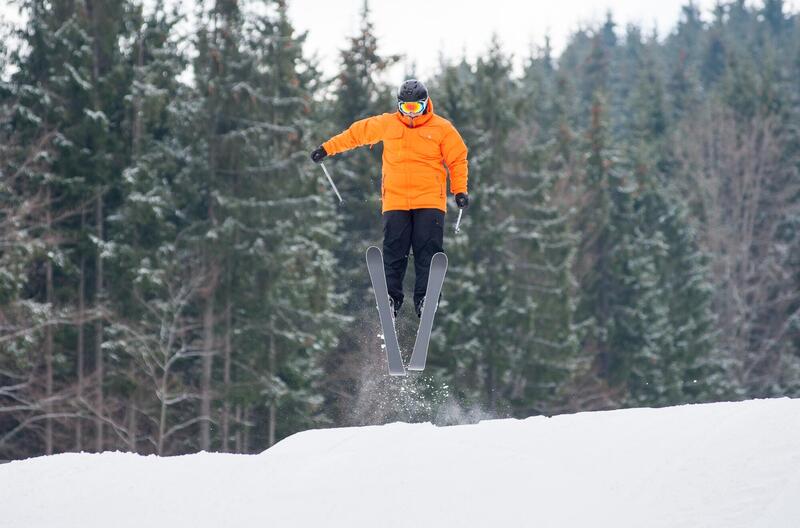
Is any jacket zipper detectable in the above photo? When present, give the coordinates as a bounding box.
[404,128,410,208]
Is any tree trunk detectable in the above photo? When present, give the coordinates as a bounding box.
[157,360,169,455]
[127,366,138,452]
[200,290,215,451]
[94,190,104,452]
[222,301,231,452]
[243,406,250,453]
[234,405,242,453]
[268,327,276,447]
[132,29,144,157]
[201,32,218,450]
[76,210,86,451]
[44,197,54,455]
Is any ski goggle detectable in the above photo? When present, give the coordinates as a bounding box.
[398,99,427,115]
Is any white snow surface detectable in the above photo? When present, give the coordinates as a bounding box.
[2,398,800,527]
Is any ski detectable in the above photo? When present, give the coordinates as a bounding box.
[407,252,448,371]
[365,246,406,376]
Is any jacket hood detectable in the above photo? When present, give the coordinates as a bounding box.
[396,98,435,128]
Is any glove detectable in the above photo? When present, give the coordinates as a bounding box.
[310,145,327,163]
[455,192,469,209]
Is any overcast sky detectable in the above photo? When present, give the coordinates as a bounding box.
[287,0,737,80]
[3,0,798,82]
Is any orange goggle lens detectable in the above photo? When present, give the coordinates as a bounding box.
[399,100,426,114]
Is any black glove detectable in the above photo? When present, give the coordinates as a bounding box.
[310,145,327,163]
[455,192,469,209]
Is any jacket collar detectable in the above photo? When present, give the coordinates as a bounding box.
[395,98,435,128]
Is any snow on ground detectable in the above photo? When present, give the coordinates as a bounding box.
[1,398,799,527]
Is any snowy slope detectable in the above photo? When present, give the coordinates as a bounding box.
[2,398,799,528]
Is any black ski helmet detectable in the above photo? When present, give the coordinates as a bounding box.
[397,79,428,102]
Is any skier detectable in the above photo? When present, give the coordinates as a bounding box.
[310,79,469,319]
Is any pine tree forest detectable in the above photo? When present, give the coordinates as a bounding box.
[1,0,799,460]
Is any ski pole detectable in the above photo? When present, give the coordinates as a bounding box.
[319,161,343,203]
[454,208,463,234]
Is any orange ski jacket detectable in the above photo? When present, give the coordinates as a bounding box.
[322,100,468,213]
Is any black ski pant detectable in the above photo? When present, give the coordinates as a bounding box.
[382,208,445,310]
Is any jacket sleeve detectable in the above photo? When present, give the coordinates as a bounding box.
[442,124,468,195]
[322,114,388,155]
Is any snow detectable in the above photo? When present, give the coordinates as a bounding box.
[2,398,799,527]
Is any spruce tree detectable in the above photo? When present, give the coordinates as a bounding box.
[240,0,341,445]
[502,49,583,415]
[0,0,137,456]
[320,0,399,425]
[171,0,341,450]
[433,41,525,415]
[103,1,195,454]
